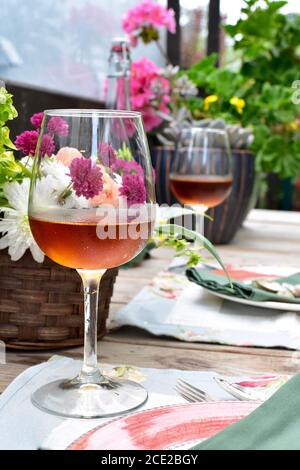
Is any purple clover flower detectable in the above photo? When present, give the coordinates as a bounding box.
[98,143,117,167]
[39,134,55,157]
[47,116,69,136]
[112,159,144,176]
[119,173,146,206]
[69,158,103,199]
[15,130,39,156]
[30,112,44,130]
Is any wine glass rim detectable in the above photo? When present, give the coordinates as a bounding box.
[43,109,142,118]
[182,127,228,135]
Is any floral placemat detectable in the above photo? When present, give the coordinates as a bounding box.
[109,265,300,349]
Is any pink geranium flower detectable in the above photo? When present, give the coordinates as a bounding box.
[69,158,103,199]
[130,57,170,132]
[122,0,176,47]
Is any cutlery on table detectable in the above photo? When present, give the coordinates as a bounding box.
[175,379,216,403]
[214,375,288,402]
[175,377,266,403]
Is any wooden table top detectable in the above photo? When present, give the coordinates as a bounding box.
[1,209,300,393]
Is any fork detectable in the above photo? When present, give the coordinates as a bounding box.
[174,379,216,403]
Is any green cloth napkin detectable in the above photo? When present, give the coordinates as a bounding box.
[192,372,300,450]
[186,268,300,304]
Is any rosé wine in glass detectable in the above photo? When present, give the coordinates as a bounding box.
[28,109,156,419]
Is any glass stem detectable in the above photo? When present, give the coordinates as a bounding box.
[192,205,207,250]
[195,212,204,237]
[77,269,106,383]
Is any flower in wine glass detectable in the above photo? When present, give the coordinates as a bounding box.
[112,159,144,176]
[98,143,117,167]
[119,173,146,206]
[56,147,83,167]
[47,116,69,136]
[69,157,103,199]
[30,112,44,130]
[39,134,55,157]
[89,169,119,208]
[122,0,176,47]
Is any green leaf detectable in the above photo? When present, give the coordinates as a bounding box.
[0,152,27,186]
[155,224,231,283]
[116,143,133,161]
[184,54,218,88]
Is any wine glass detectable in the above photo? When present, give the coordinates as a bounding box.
[169,127,233,235]
[28,109,156,418]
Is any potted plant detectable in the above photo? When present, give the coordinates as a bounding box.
[122,0,300,242]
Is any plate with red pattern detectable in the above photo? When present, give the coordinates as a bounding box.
[69,401,259,450]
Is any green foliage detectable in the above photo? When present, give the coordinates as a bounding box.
[117,143,134,161]
[0,87,18,155]
[0,87,27,206]
[156,224,230,280]
[183,0,300,178]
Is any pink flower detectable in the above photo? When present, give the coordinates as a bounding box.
[30,112,44,130]
[89,168,119,207]
[15,130,39,156]
[98,143,117,167]
[130,58,170,132]
[112,118,136,140]
[15,130,55,157]
[39,134,55,157]
[122,0,176,47]
[69,158,103,199]
[119,173,146,206]
[47,116,69,136]
[112,159,144,176]
[56,147,83,167]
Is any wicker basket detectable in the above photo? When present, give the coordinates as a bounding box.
[0,251,118,350]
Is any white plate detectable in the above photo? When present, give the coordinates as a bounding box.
[203,289,300,312]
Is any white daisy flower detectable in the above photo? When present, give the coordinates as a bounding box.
[0,179,44,262]
[40,158,89,209]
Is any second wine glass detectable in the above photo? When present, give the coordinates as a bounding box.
[169,127,233,235]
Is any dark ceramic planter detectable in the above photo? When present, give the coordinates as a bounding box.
[151,146,256,244]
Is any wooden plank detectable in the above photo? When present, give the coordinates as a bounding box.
[2,338,298,395]
[99,341,299,376]
[105,327,296,358]
[247,209,300,225]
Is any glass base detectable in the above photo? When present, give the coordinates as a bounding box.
[31,375,148,419]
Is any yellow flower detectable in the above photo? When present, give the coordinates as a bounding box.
[230,96,246,114]
[204,95,218,111]
[287,120,298,131]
